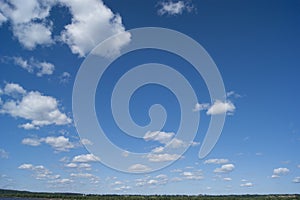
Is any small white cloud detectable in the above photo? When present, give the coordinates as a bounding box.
[157,1,194,16]
[122,150,129,157]
[65,163,77,168]
[59,72,71,84]
[128,164,151,172]
[152,146,164,153]
[72,154,100,163]
[41,136,74,152]
[147,153,180,162]
[49,178,73,184]
[143,131,174,144]
[19,123,38,130]
[214,164,235,173]
[207,100,236,115]
[22,138,41,146]
[271,174,280,179]
[204,158,229,164]
[273,167,289,176]
[0,148,9,159]
[181,171,203,180]
[223,177,232,181]
[293,177,300,183]
[10,57,55,77]
[193,102,209,112]
[80,138,93,146]
[227,91,241,98]
[240,182,253,187]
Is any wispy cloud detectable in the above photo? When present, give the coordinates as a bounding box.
[157,1,194,16]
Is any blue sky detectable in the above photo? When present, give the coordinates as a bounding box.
[0,0,300,195]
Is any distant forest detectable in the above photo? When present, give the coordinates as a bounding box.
[0,189,299,200]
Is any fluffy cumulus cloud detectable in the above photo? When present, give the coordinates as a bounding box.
[0,0,54,49]
[60,0,131,58]
[214,164,235,173]
[0,0,130,57]
[204,158,229,164]
[22,136,75,152]
[72,154,100,163]
[0,83,71,129]
[157,1,194,16]
[272,167,289,178]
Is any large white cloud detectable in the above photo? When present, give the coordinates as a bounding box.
[0,0,54,49]
[0,83,71,129]
[60,0,131,57]
[0,0,130,56]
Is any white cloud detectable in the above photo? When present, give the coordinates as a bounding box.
[193,102,209,112]
[128,164,151,172]
[223,177,232,181]
[240,182,253,187]
[152,146,165,154]
[0,0,54,49]
[80,138,93,146]
[22,136,75,152]
[147,153,180,162]
[214,164,235,173]
[207,100,236,115]
[143,131,174,144]
[168,138,186,148]
[0,83,71,129]
[0,148,8,159]
[59,72,71,84]
[272,167,289,177]
[181,171,203,180]
[60,0,131,58]
[19,123,38,130]
[18,163,59,180]
[157,1,194,16]
[204,158,229,165]
[11,57,55,77]
[41,136,74,152]
[49,178,73,184]
[4,83,26,96]
[227,91,241,98]
[12,22,53,49]
[22,138,41,146]
[293,177,300,183]
[70,173,93,178]
[65,163,77,168]
[72,154,100,163]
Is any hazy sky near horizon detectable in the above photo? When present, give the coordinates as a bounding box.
[0,0,300,195]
